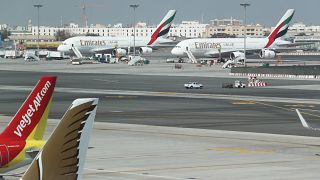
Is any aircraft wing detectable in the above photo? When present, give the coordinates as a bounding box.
[91,47,115,54]
[204,50,257,58]
[204,51,231,57]
[296,109,320,131]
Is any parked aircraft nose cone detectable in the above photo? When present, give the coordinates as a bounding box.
[57,44,70,52]
[171,47,184,56]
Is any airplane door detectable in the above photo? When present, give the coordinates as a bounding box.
[186,46,189,51]
[0,145,9,167]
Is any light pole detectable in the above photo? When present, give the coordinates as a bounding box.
[34,4,43,58]
[130,4,139,57]
[240,3,250,67]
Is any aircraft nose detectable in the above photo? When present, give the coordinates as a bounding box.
[171,47,184,56]
[57,45,64,52]
[57,44,70,52]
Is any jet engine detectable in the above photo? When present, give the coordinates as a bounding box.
[139,47,153,54]
[230,52,245,60]
[112,48,127,56]
[259,49,276,59]
[230,52,245,64]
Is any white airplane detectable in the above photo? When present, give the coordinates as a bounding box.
[21,98,98,180]
[171,9,295,61]
[296,109,320,131]
[57,10,177,56]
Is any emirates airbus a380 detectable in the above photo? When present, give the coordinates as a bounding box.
[57,10,176,56]
[171,9,295,60]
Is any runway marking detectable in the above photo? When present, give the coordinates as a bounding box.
[85,168,187,180]
[284,104,315,108]
[297,108,320,112]
[85,160,295,176]
[305,156,320,161]
[105,95,137,99]
[208,147,273,154]
[110,111,123,113]
[232,101,256,105]
[93,78,119,83]
[157,92,177,95]
[255,101,320,120]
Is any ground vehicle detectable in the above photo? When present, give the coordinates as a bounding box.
[222,80,246,88]
[234,80,246,88]
[71,59,82,65]
[46,51,65,60]
[184,82,203,89]
[222,83,233,88]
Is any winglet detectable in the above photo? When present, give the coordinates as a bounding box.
[21,98,98,180]
[296,109,320,131]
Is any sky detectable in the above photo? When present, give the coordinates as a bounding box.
[0,0,318,27]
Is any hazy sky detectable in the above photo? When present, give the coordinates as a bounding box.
[0,0,318,27]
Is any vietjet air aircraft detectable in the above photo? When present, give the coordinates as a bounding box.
[21,98,98,180]
[171,9,295,60]
[57,10,177,56]
[0,76,56,176]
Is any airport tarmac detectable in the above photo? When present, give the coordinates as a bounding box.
[0,57,320,179]
[0,67,319,136]
[1,57,320,78]
[2,117,320,180]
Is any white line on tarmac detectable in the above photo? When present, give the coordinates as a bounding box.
[85,168,187,180]
[0,85,319,104]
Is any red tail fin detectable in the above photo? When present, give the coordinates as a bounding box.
[0,76,56,141]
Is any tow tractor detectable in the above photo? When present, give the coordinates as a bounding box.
[234,80,246,88]
[222,80,246,88]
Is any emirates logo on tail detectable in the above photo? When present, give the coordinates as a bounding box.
[147,10,176,46]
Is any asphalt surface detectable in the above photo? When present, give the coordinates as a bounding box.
[0,70,319,137]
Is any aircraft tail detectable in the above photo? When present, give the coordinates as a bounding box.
[0,76,56,141]
[147,9,176,46]
[21,98,98,180]
[264,9,295,48]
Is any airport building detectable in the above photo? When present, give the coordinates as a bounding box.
[28,20,208,39]
[170,21,208,38]
[204,17,264,38]
[287,22,320,36]
[285,22,320,51]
